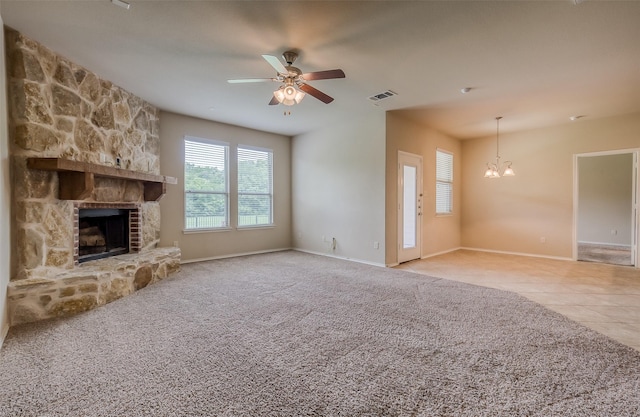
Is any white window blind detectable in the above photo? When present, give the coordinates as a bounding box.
[237,146,273,227]
[184,137,229,229]
[436,149,453,214]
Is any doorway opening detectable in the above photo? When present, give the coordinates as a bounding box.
[574,150,638,267]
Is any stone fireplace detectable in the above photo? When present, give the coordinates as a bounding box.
[6,29,180,325]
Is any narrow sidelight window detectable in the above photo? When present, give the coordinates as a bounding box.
[436,149,453,214]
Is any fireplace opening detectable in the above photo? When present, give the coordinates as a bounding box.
[78,208,129,263]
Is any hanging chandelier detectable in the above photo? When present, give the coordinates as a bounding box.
[484,116,515,178]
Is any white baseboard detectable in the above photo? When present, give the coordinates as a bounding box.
[421,247,462,259]
[460,246,573,262]
[391,246,571,266]
[293,248,386,268]
[180,247,293,264]
[179,245,574,269]
[388,247,462,267]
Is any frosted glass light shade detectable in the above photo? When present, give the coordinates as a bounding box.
[273,86,305,106]
[503,164,515,176]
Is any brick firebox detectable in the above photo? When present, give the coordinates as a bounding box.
[74,202,141,265]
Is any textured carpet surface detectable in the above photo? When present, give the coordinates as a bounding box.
[1,251,639,416]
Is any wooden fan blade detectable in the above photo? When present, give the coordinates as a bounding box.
[302,69,345,81]
[227,78,275,83]
[262,54,288,74]
[298,83,334,104]
[268,96,279,106]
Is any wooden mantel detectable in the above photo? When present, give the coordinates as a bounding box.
[27,158,178,201]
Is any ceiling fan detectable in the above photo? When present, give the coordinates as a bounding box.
[227,51,345,106]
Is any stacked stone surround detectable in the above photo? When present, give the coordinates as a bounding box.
[5,28,180,325]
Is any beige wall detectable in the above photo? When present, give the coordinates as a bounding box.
[291,109,386,265]
[1,17,11,345]
[386,112,462,266]
[159,112,292,262]
[461,113,640,258]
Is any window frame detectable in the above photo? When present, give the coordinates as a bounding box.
[435,148,454,215]
[183,136,230,231]
[237,145,274,229]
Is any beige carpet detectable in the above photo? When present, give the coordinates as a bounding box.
[1,251,639,416]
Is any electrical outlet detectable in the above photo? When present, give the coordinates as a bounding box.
[373,241,380,249]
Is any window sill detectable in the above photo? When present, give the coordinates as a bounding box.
[435,213,453,217]
[237,224,276,231]
[183,227,232,234]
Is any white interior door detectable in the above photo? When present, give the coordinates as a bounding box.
[398,151,422,263]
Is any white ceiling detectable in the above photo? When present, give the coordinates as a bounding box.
[1,0,639,139]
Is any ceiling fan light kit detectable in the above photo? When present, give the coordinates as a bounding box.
[228,50,345,107]
[273,83,305,106]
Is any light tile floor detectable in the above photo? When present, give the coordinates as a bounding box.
[396,250,640,352]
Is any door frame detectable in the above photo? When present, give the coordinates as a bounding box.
[573,148,639,268]
[397,151,423,263]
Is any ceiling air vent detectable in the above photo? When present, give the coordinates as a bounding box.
[368,90,397,103]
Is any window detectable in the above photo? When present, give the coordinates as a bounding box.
[436,149,453,214]
[237,146,273,227]
[184,137,229,230]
